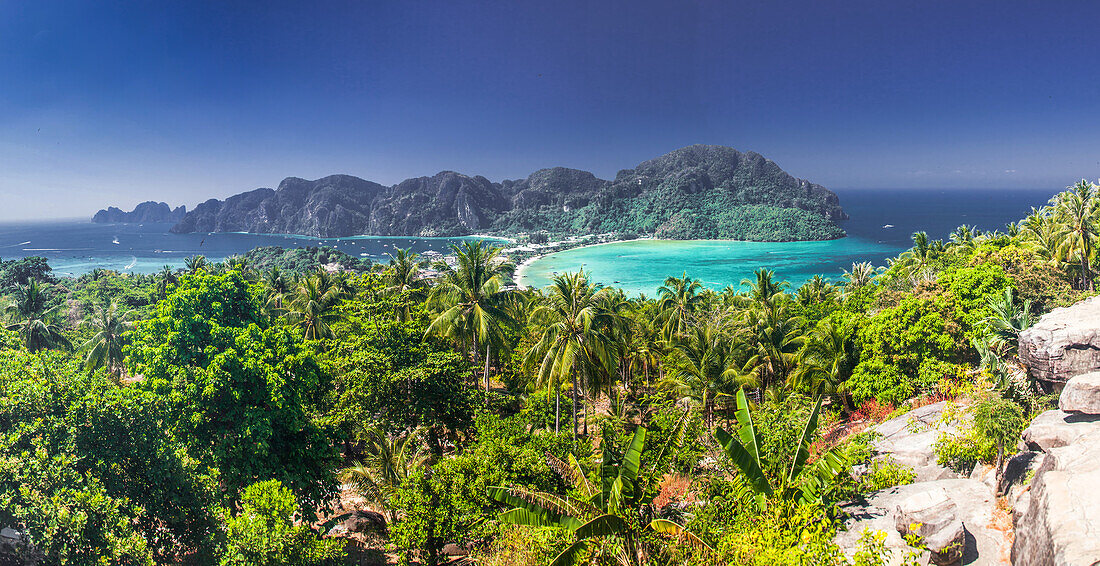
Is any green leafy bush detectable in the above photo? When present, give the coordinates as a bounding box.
[220,480,344,566]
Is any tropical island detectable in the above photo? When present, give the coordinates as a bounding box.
[93,145,848,243]
[4,180,1100,565]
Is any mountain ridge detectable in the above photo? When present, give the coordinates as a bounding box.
[98,145,848,242]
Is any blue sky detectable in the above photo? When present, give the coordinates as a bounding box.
[1,0,1099,220]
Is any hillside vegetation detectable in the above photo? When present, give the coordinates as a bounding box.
[5,180,1098,565]
[135,145,847,242]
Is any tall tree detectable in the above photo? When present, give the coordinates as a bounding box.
[659,321,747,428]
[383,248,429,321]
[426,241,514,397]
[4,280,70,352]
[284,272,348,340]
[655,272,704,343]
[1053,179,1099,290]
[524,271,620,438]
[80,302,133,382]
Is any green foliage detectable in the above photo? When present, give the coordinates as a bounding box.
[858,458,916,493]
[0,351,219,562]
[939,264,1012,338]
[0,256,55,291]
[844,359,911,406]
[220,480,344,566]
[127,270,339,509]
[934,428,994,475]
[243,246,372,275]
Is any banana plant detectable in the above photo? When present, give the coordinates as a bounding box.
[488,421,711,566]
[715,388,848,512]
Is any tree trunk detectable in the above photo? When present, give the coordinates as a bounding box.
[1083,239,1093,291]
[555,381,561,434]
[483,341,491,400]
[572,378,579,442]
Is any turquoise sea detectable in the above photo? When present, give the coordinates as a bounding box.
[0,219,501,278]
[0,188,1060,287]
[519,188,1060,295]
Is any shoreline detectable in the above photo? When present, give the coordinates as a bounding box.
[512,238,646,289]
[510,235,861,290]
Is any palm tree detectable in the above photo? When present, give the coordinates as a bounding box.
[340,427,426,523]
[156,265,178,300]
[184,255,208,274]
[426,241,515,397]
[655,272,704,342]
[80,303,133,382]
[949,224,979,250]
[659,322,747,428]
[524,271,621,438]
[741,268,787,313]
[489,423,710,566]
[1052,180,1099,290]
[284,272,348,340]
[842,261,878,289]
[1020,207,1066,262]
[4,280,71,353]
[261,267,291,314]
[384,248,429,321]
[741,304,804,393]
[383,248,428,295]
[794,275,837,306]
[791,320,858,411]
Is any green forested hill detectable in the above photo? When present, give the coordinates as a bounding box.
[142,145,847,241]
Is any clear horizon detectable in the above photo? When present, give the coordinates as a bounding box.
[3,1,1099,220]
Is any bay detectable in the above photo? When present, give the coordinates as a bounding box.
[0,219,503,277]
[519,188,1060,295]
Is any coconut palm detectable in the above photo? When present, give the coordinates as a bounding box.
[790,320,858,411]
[340,427,426,523]
[842,261,878,289]
[283,272,348,340]
[949,224,980,250]
[741,304,805,393]
[184,255,208,274]
[426,241,515,396]
[1052,180,1099,290]
[740,268,787,313]
[655,273,704,343]
[4,280,71,353]
[524,271,621,438]
[156,265,178,300]
[659,321,748,428]
[384,248,429,321]
[383,248,428,295]
[261,267,291,314]
[80,302,133,382]
[794,275,837,306]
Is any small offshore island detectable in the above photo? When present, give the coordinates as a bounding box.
[95,145,848,244]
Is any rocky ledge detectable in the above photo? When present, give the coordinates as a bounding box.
[1018,296,1100,392]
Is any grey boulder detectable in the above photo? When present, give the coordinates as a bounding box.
[1019,410,1100,452]
[870,401,965,482]
[1018,296,1100,392]
[1058,372,1100,415]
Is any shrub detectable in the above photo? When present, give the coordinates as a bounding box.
[220,480,344,566]
[845,360,912,406]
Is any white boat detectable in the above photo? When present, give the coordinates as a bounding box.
[883,224,895,229]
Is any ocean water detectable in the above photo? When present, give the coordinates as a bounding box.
[519,188,1060,295]
[0,219,501,278]
[0,188,1060,285]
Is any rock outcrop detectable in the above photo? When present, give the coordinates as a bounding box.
[1012,362,1100,566]
[159,145,848,241]
[1058,372,1100,414]
[92,201,186,223]
[869,401,965,482]
[1018,296,1100,392]
[836,479,1008,565]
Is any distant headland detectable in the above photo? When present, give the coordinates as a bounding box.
[92,145,848,242]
